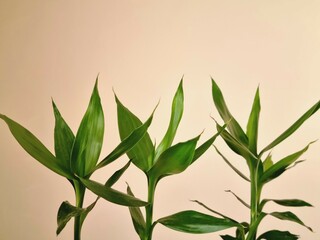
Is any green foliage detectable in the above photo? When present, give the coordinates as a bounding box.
[189,79,318,240]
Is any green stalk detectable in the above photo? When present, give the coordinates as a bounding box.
[144,177,157,240]
[74,181,86,240]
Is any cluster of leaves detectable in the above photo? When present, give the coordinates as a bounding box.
[1,77,319,240]
[157,79,319,240]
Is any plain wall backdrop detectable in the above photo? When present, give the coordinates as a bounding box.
[0,1,319,239]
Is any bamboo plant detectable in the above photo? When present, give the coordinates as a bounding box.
[157,79,319,240]
[0,79,153,240]
[84,79,222,240]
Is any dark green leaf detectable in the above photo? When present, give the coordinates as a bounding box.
[56,199,98,235]
[157,210,240,234]
[115,94,154,172]
[260,198,313,211]
[80,178,148,207]
[126,183,146,239]
[105,161,131,188]
[71,80,104,177]
[257,230,299,240]
[52,100,75,173]
[191,126,225,165]
[155,79,184,161]
[270,211,313,231]
[260,142,313,184]
[148,135,199,182]
[214,146,250,182]
[95,106,155,171]
[220,235,238,240]
[0,114,73,179]
[225,190,250,209]
[211,78,248,145]
[259,100,320,156]
[246,87,260,155]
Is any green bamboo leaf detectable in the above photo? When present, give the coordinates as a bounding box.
[105,161,131,188]
[260,198,313,211]
[211,78,248,145]
[263,152,273,172]
[80,178,148,207]
[148,135,200,182]
[257,230,299,240]
[52,100,75,173]
[126,183,146,239]
[95,106,155,171]
[270,211,312,231]
[260,142,313,184]
[71,80,104,177]
[157,210,240,234]
[56,199,98,235]
[225,190,250,209]
[259,100,320,156]
[155,79,184,161]
[246,87,260,155]
[214,146,250,182]
[115,94,154,172]
[191,125,226,165]
[0,114,73,179]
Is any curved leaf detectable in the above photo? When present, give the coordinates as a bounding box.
[95,106,155,171]
[80,178,148,207]
[211,78,248,145]
[148,135,199,182]
[0,114,73,179]
[115,94,154,172]
[157,210,240,234]
[71,80,104,177]
[260,142,313,184]
[260,100,320,156]
[270,211,312,231]
[257,230,299,240]
[126,183,146,239]
[52,100,75,173]
[155,79,184,161]
[246,87,260,155]
[105,161,131,188]
[260,198,313,211]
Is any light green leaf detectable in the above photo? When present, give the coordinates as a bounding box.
[126,183,146,239]
[157,210,240,234]
[263,152,273,172]
[148,135,199,182]
[246,87,260,155]
[71,80,104,177]
[260,142,313,184]
[211,78,248,145]
[155,79,184,161]
[259,100,319,156]
[52,100,75,173]
[270,211,312,231]
[257,230,299,240]
[116,94,154,172]
[95,106,155,171]
[0,114,73,179]
[80,178,148,207]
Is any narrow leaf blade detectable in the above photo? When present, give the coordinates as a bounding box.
[260,100,320,156]
[105,161,131,188]
[257,230,299,240]
[71,80,104,177]
[116,94,154,172]
[157,210,240,234]
[270,211,313,231]
[80,178,148,207]
[155,79,184,161]
[0,114,72,179]
[211,78,248,145]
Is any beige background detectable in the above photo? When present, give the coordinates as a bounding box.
[0,1,319,239]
